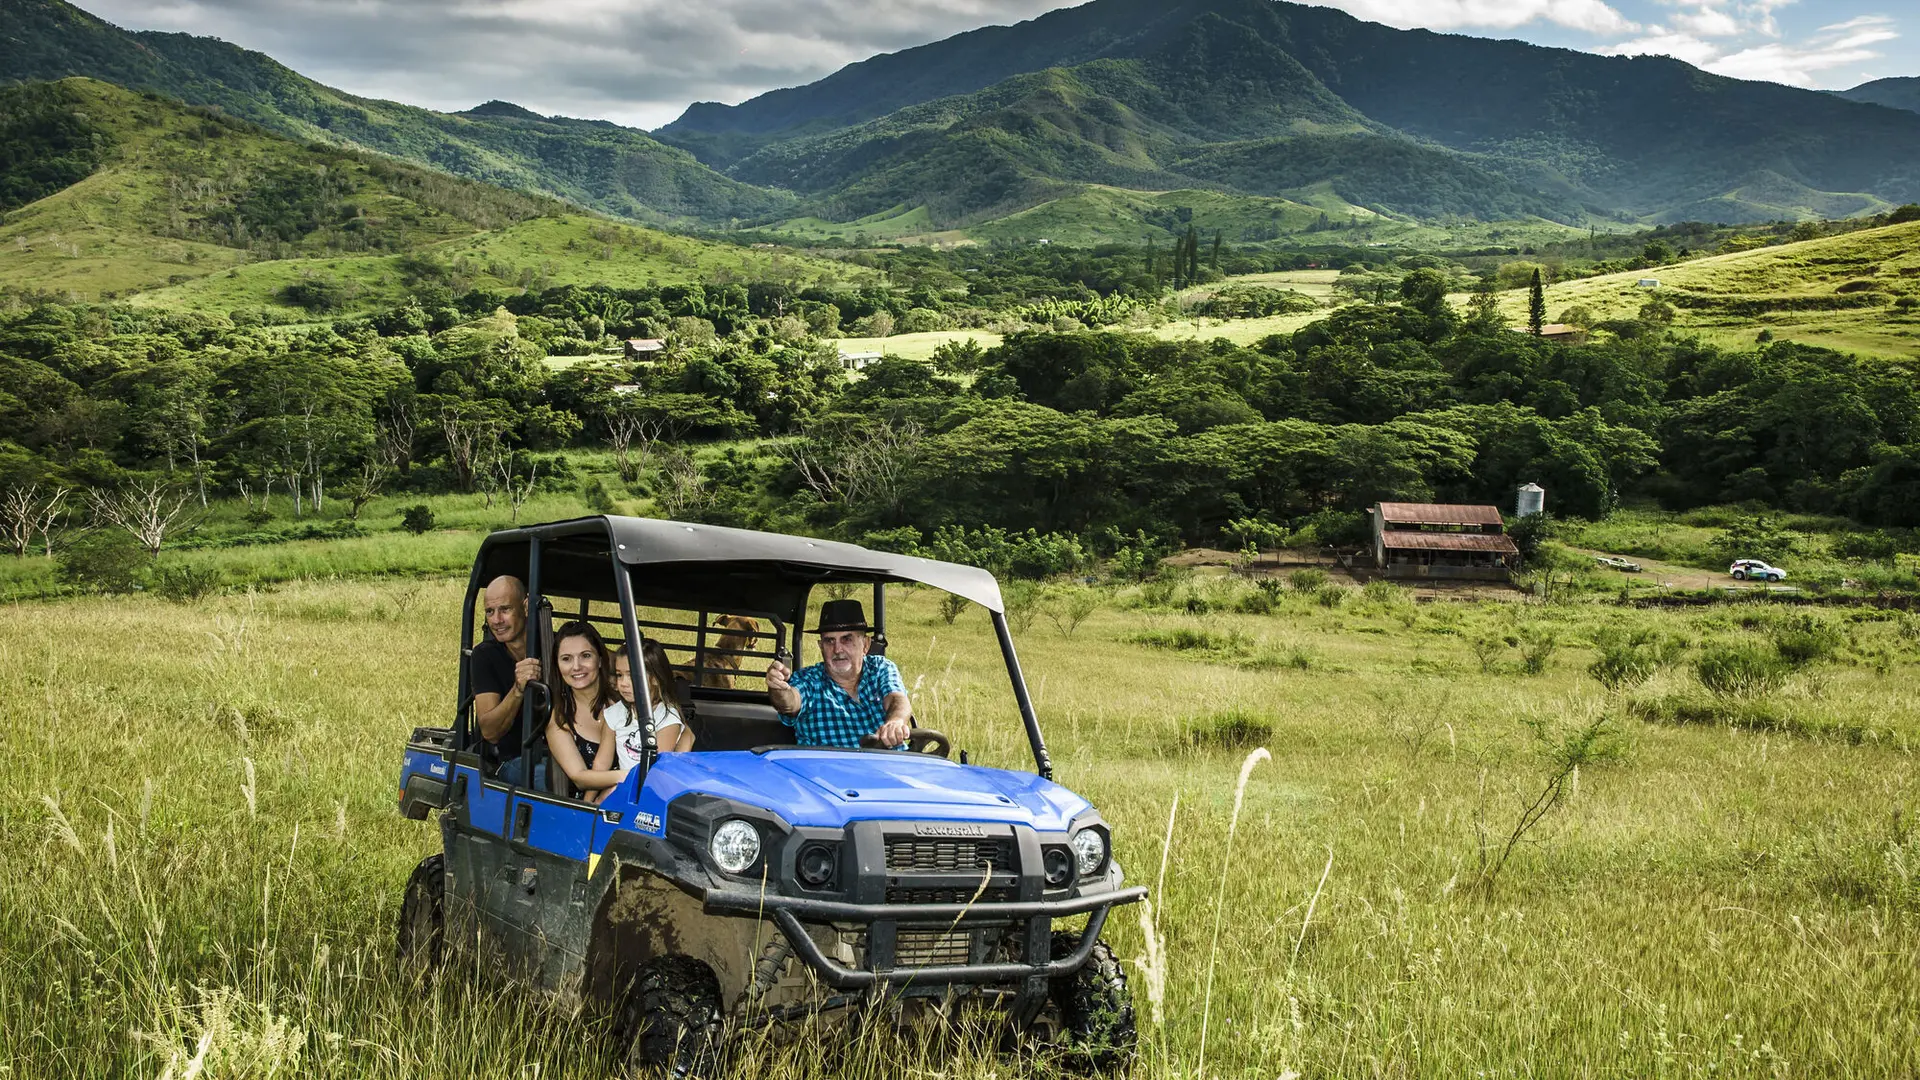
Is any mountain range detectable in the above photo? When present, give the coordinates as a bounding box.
[5,0,1920,240]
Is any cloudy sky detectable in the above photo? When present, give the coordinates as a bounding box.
[81,0,1914,130]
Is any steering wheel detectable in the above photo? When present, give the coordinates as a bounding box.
[907,728,952,757]
[858,727,952,757]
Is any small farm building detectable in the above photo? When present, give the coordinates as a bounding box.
[838,350,883,371]
[624,338,666,359]
[1369,502,1518,581]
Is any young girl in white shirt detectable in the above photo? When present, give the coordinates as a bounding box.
[607,638,694,770]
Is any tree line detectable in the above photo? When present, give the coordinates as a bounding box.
[4,269,1920,570]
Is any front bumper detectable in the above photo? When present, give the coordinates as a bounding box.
[703,883,1147,990]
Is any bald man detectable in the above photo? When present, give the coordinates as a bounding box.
[470,575,544,785]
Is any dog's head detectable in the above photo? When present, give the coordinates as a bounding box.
[712,614,761,655]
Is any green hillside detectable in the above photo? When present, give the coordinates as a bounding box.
[665,0,1920,225]
[727,13,1583,231]
[0,80,847,308]
[1837,77,1920,115]
[1483,220,1920,358]
[0,0,792,225]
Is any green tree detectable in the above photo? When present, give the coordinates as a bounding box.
[1527,268,1546,335]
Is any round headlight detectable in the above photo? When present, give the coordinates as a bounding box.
[797,842,837,888]
[1043,847,1074,888]
[1070,828,1107,877]
[710,819,762,874]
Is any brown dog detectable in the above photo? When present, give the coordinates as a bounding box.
[703,614,762,689]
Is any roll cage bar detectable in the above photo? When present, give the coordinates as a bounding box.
[456,517,1053,789]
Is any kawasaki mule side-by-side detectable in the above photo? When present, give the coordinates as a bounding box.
[394,516,1144,1073]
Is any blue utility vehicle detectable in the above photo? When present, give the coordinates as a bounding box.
[395,517,1143,1073]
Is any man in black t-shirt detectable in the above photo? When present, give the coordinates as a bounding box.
[471,575,543,786]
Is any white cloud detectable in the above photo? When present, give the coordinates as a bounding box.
[1321,0,1639,36]
[78,0,1074,128]
[1592,5,1897,88]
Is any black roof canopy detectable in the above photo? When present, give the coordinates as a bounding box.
[475,517,1004,613]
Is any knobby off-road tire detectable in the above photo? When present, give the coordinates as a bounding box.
[1047,932,1138,1074]
[395,853,446,977]
[619,955,725,1078]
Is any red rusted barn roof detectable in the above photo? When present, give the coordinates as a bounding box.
[1375,503,1505,527]
[1380,532,1519,553]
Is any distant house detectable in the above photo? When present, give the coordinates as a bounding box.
[1637,278,1660,288]
[837,350,883,371]
[624,338,666,360]
[1512,323,1588,343]
[610,384,641,395]
[1369,502,1518,582]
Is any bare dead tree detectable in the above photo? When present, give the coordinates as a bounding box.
[655,451,708,520]
[783,418,924,518]
[0,484,70,558]
[88,480,194,556]
[493,451,542,523]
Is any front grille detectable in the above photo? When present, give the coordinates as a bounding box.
[896,928,971,967]
[885,838,1015,873]
[887,886,1015,904]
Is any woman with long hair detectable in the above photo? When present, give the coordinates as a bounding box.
[607,638,695,765]
[545,620,625,801]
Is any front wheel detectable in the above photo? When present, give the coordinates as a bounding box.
[1732,570,1747,580]
[1046,933,1137,1074]
[395,853,446,978]
[619,955,724,1078]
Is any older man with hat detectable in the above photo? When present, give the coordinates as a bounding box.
[765,599,913,748]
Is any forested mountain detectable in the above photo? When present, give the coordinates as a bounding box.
[663,0,1920,226]
[0,79,845,305]
[1839,77,1920,115]
[0,0,793,225]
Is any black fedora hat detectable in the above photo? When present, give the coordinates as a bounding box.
[809,598,872,634]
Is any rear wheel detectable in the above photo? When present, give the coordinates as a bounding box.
[395,853,445,977]
[619,955,724,1078]
[1046,933,1137,1074]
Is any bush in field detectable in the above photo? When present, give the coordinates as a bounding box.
[1185,709,1274,750]
[1695,643,1790,696]
[57,530,148,594]
[401,505,436,534]
[1587,627,1662,691]
[1042,585,1103,638]
[155,564,224,603]
[937,593,971,625]
[1771,615,1843,667]
[1289,568,1328,592]
[1519,626,1559,675]
[579,477,617,513]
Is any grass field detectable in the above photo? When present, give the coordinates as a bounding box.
[3,564,1917,1077]
[1468,220,1920,358]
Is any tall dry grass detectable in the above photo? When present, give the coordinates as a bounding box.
[2,577,1918,1076]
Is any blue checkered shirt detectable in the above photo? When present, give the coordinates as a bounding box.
[782,655,906,747]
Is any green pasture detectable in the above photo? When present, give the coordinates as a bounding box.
[1465,219,1920,359]
[3,562,1918,1077]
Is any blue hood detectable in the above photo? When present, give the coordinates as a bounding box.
[616,750,1093,833]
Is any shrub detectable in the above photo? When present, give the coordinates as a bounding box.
[57,530,148,593]
[1185,710,1274,750]
[1004,580,1041,634]
[155,564,225,603]
[1771,615,1843,667]
[1519,627,1559,675]
[1694,643,1790,696]
[937,593,971,625]
[1289,568,1328,592]
[1315,585,1349,609]
[401,505,436,534]
[579,477,617,513]
[1128,628,1251,653]
[1042,585,1103,637]
[1588,634,1657,691]
[243,505,274,528]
